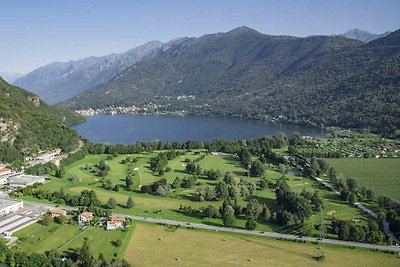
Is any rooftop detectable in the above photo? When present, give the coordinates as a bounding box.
[8,175,45,185]
[0,198,22,210]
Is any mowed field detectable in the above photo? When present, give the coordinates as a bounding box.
[124,223,400,267]
[325,158,400,200]
[14,222,134,260]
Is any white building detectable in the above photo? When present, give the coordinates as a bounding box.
[106,217,125,230]
[0,199,23,217]
[78,212,93,225]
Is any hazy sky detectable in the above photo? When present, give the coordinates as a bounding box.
[1,0,399,74]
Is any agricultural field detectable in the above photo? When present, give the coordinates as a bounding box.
[124,223,400,267]
[13,222,134,260]
[18,151,371,237]
[295,130,400,158]
[325,158,400,200]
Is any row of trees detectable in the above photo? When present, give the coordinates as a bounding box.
[330,219,385,244]
[0,238,131,267]
[84,133,290,157]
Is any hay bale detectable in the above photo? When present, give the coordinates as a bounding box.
[223,238,227,241]
[175,257,180,261]
[159,237,163,240]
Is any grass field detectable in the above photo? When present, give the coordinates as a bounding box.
[125,223,400,267]
[14,222,134,260]
[325,158,400,200]
[18,151,372,237]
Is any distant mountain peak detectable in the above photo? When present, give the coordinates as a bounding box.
[338,28,391,43]
[228,26,260,34]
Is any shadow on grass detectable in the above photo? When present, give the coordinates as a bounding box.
[248,195,279,212]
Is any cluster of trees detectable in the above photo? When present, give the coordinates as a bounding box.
[11,186,114,216]
[237,146,287,177]
[25,162,57,176]
[376,196,400,237]
[193,173,257,202]
[275,178,323,226]
[171,175,199,189]
[97,159,110,177]
[140,178,171,196]
[185,161,202,175]
[330,219,385,244]
[149,150,183,175]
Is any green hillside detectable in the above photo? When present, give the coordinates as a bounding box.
[0,77,83,164]
[59,27,400,135]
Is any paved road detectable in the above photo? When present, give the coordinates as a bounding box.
[292,157,400,245]
[22,200,400,253]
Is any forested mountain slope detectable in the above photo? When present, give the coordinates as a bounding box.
[0,77,82,164]
[59,27,400,135]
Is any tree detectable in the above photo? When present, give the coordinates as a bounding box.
[277,164,287,176]
[106,197,117,209]
[245,199,263,219]
[221,205,236,227]
[346,177,359,192]
[54,215,67,225]
[348,193,357,205]
[126,196,134,208]
[215,181,229,200]
[366,188,375,201]
[55,168,64,178]
[245,216,257,230]
[203,204,219,218]
[205,186,216,201]
[125,175,133,189]
[78,239,93,266]
[42,213,53,226]
[249,160,265,177]
[311,190,324,211]
[260,205,271,222]
[171,177,182,189]
[223,172,236,186]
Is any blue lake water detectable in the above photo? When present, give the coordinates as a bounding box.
[73,114,326,144]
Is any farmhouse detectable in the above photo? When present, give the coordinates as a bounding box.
[79,211,93,225]
[106,217,125,230]
[51,208,67,218]
[0,198,23,217]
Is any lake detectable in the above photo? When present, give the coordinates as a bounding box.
[73,114,326,144]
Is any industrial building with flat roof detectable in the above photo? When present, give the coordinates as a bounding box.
[7,175,46,188]
[0,199,23,217]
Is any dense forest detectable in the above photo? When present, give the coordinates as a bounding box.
[59,27,400,135]
[0,77,83,164]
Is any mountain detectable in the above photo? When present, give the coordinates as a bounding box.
[339,28,391,43]
[13,41,167,104]
[0,76,83,165]
[0,70,26,83]
[59,27,400,135]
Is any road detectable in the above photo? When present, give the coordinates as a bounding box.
[22,200,400,253]
[291,156,400,245]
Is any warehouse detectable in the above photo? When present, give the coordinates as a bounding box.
[0,199,23,217]
[7,175,46,188]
